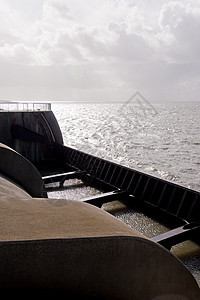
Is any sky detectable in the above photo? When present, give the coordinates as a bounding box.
[0,0,200,103]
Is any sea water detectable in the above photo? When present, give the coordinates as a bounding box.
[52,102,200,192]
[51,101,200,286]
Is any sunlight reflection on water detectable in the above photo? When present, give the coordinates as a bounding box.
[52,102,200,191]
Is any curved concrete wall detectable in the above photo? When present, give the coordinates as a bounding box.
[1,237,199,299]
[42,111,63,145]
[0,111,63,162]
[0,143,46,197]
[0,175,199,299]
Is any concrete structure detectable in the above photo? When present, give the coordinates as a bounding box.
[0,109,63,162]
[0,145,199,299]
[0,143,46,198]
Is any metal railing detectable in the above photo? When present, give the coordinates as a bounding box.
[0,102,51,112]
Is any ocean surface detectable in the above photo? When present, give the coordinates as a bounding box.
[52,101,200,192]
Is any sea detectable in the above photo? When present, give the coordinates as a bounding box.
[51,101,200,286]
[52,101,200,192]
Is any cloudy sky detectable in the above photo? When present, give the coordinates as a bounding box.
[0,0,200,103]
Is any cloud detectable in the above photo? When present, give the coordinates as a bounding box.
[0,2,21,45]
[158,1,200,62]
[2,0,199,65]
[0,0,200,102]
[44,0,72,20]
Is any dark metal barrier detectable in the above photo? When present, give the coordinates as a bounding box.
[53,144,200,225]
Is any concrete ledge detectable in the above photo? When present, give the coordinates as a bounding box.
[0,175,199,298]
[0,143,46,198]
[0,237,199,299]
[0,175,146,241]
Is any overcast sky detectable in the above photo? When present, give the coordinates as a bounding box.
[0,0,200,103]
